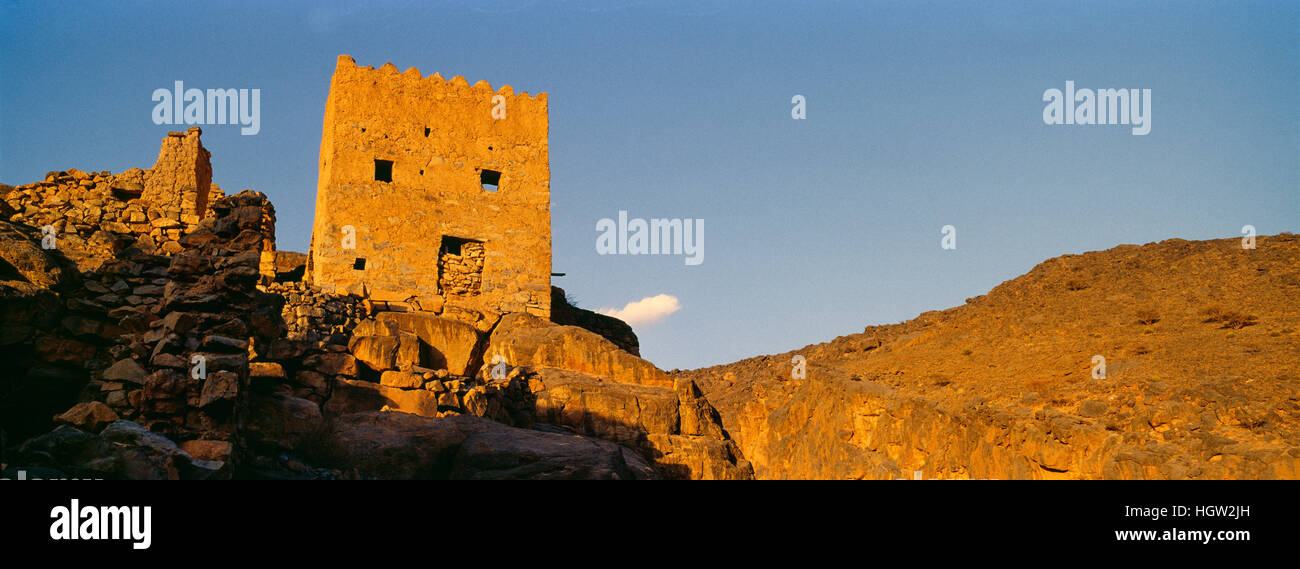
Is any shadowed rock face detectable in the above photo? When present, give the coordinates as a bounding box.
[685,235,1300,480]
[314,411,657,480]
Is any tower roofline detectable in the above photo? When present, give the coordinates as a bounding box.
[334,54,547,102]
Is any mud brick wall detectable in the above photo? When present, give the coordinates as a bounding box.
[308,55,551,319]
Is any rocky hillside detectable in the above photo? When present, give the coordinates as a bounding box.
[682,235,1300,479]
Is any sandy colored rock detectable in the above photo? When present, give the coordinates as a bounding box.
[102,357,148,384]
[325,377,441,418]
[488,313,671,388]
[249,361,286,380]
[527,368,750,479]
[380,370,424,389]
[179,439,233,462]
[349,334,398,372]
[52,401,119,432]
[375,312,483,375]
[687,235,1300,480]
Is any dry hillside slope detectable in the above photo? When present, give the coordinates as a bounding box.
[682,235,1300,479]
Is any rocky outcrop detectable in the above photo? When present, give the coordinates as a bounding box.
[374,312,482,375]
[549,286,639,355]
[312,411,655,480]
[305,310,750,479]
[528,368,750,479]
[488,313,671,389]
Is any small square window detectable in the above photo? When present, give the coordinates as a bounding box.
[480,169,500,191]
[374,159,393,183]
[353,258,366,270]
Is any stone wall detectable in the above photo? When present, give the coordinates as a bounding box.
[266,281,366,344]
[308,55,551,319]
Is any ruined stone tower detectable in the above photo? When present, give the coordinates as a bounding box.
[308,55,551,319]
[144,126,213,227]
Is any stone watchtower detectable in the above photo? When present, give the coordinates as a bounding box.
[307,55,552,318]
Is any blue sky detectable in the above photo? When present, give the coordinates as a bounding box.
[2,1,1296,369]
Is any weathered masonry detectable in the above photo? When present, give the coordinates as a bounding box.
[308,55,552,319]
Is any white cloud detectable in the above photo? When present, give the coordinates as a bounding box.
[598,294,681,327]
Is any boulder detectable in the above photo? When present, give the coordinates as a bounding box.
[324,378,441,418]
[0,220,69,289]
[198,370,240,408]
[52,402,119,432]
[529,368,679,445]
[303,352,358,377]
[244,393,323,450]
[375,312,482,375]
[249,361,286,380]
[101,358,148,385]
[179,439,233,462]
[314,411,484,479]
[488,313,671,388]
[526,369,750,480]
[380,370,424,389]
[645,434,754,481]
[99,421,192,480]
[349,335,398,372]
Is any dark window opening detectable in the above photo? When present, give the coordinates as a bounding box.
[480,169,500,192]
[424,127,431,137]
[353,258,366,270]
[360,127,366,132]
[441,236,468,256]
[374,159,393,183]
[419,169,424,175]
